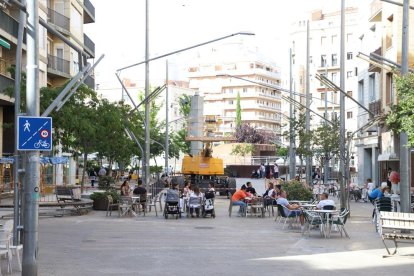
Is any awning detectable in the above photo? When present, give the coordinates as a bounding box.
[0,38,10,50]
[378,153,399,161]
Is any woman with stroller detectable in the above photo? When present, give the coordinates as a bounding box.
[188,186,204,218]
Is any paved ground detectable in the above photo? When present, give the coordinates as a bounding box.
[1,196,414,275]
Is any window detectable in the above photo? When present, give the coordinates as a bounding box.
[320,72,326,86]
[321,55,327,67]
[70,5,82,39]
[386,72,394,105]
[332,54,338,66]
[331,72,337,83]
[369,74,376,101]
[358,80,365,106]
[321,93,325,101]
[321,36,326,46]
[331,35,337,45]
[347,52,353,60]
[309,56,313,64]
[347,71,353,78]
[347,33,353,43]
[243,88,247,93]
[347,112,353,119]
[228,100,234,105]
[355,67,358,76]
[347,91,353,97]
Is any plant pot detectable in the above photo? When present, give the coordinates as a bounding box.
[93,198,109,211]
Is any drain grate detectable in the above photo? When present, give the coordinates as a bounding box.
[194,226,214,230]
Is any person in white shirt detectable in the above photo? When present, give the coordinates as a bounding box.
[367,178,375,194]
[316,192,335,209]
[188,186,204,218]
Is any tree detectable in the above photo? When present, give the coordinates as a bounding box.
[236,92,241,127]
[230,143,254,164]
[386,72,414,146]
[235,123,277,144]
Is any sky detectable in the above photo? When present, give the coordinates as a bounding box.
[84,0,354,99]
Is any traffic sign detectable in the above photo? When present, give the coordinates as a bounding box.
[17,116,53,151]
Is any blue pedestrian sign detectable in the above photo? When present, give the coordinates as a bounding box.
[17,116,53,151]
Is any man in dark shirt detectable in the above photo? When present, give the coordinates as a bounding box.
[246,182,257,196]
[133,180,147,199]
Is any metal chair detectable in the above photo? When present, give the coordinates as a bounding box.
[302,210,325,237]
[0,230,12,275]
[146,194,159,216]
[133,194,147,216]
[118,196,135,217]
[106,195,119,217]
[330,208,350,238]
[228,200,247,217]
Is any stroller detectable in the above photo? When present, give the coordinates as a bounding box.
[202,190,216,218]
[164,189,181,219]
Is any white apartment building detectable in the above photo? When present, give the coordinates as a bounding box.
[289,5,360,174]
[187,42,282,139]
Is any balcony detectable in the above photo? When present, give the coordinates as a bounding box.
[47,54,70,78]
[0,10,18,39]
[84,75,95,89]
[369,0,382,22]
[369,47,382,73]
[369,99,382,116]
[83,0,96,24]
[83,33,95,58]
[48,8,70,33]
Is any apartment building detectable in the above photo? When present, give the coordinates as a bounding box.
[289,5,360,175]
[187,42,282,140]
[0,0,95,184]
[356,0,414,186]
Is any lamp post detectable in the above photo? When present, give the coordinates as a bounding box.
[116,32,254,189]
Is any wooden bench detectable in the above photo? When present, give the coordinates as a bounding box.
[55,186,91,215]
[380,211,414,257]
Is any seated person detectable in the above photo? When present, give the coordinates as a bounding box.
[231,185,250,216]
[316,192,335,209]
[188,186,203,218]
[133,179,147,205]
[368,183,389,203]
[208,181,215,192]
[276,191,304,227]
[120,180,130,196]
[246,182,257,196]
[263,182,275,207]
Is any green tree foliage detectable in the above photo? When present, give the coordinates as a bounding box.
[276,146,289,158]
[386,72,414,146]
[280,180,313,201]
[236,92,241,127]
[231,143,254,164]
[312,116,340,168]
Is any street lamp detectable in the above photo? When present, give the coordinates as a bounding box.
[116,32,255,188]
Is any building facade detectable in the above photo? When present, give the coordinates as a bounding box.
[0,0,96,185]
[187,42,282,139]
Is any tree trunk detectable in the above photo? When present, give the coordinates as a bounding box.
[82,152,87,193]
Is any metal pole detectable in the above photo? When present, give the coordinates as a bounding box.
[339,0,347,210]
[289,48,296,180]
[400,0,411,213]
[144,0,150,188]
[13,0,26,247]
[165,60,169,175]
[305,20,312,186]
[324,57,329,185]
[22,0,39,275]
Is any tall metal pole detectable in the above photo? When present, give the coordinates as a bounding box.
[22,0,39,275]
[289,48,296,180]
[324,56,329,185]
[165,60,169,174]
[305,20,312,185]
[339,0,347,210]
[13,0,26,247]
[399,0,411,213]
[144,0,150,188]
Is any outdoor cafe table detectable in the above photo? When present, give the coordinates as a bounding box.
[300,204,317,209]
[308,209,339,238]
[290,200,312,205]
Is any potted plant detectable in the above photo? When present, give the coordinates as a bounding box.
[280,180,313,201]
[90,189,120,210]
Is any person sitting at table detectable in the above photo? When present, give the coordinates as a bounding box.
[133,179,147,207]
[231,185,250,217]
[188,186,204,218]
[246,182,257,196]
[120,180,130,196]
[316,192,335,209]
[276,191,305,228]
[368,183,389,203]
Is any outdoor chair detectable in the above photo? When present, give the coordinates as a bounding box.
[146,194,159,216]
[276,204,299,229]
[133,194,147,216]
[302,210,325,237]
[0,229,12,275]
[329,208,350,238]
[106,195,119,217]
[248,197,265,218]
[228,200,247,217]
[118,196,135,217]
[1,220,22,271]
[373,197,392,233]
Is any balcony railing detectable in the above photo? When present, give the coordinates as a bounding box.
[0,10,18,38]
[47,54,70,76]
[83,33,95,58]
[368,99,382,116]
[48,8,70,31]
[83,0,95,23]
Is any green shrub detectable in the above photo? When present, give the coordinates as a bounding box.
[90,189,120,203]
[98,176,115,190]
[280,180,312,201]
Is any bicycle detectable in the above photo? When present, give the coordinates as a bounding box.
[34,140,50,149]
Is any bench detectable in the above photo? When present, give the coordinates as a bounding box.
[56,186,91,215]
[380,211,414,257]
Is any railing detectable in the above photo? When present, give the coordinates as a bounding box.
[83,33,95,57]
[0,58,14,92]
[47,54,70,75]
[83,0,95,23]
[48,8,70,31]
[369,99,382,116]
